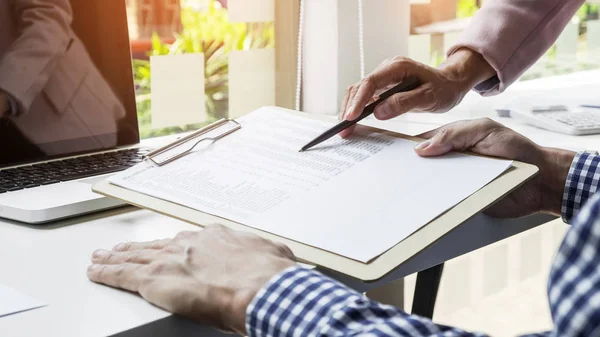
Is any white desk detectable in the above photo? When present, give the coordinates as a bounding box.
[1,70,599,337]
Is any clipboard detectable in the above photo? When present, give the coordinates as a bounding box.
[93,108,538,282]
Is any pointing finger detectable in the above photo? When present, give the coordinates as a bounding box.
[345,78,377,121]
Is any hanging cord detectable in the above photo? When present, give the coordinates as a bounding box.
[295,0,305,111]
[295,0,365,110]
[357,0,365,79]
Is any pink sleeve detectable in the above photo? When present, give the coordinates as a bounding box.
[447,0,586,96]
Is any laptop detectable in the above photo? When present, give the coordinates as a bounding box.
[0,1,149,224]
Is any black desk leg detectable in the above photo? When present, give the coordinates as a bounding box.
[411,263,444,319]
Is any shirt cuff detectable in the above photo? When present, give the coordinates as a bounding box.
[562,151,600,223]
[245,265,364,337]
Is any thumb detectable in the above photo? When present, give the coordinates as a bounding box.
[413,119,496,157]
[413,132,454,157]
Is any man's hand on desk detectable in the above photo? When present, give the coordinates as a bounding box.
[87,224,296,335]
[338,48,495,137]
[414,118,575,218]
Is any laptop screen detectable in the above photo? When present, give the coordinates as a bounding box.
[0,0,139,167]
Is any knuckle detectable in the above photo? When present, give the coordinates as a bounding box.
[275,243,294,258]
[392,55,409,63]
[163,243,182,254]
[361,77,375,89]
[250,233,270,245]
[390,95,406,111]
[237,230,257,240]
[112,265,126,282]
[206,223,227,232]
[127,250,142,263]
[103,250,116,262]
[476,117,502,131]
[114,242,132,251]
[175,230,196,240]
[483,117,500,127]
[479,117,493,124]
[424,89,438,110]
[435,128,451,143]
[148,261,169,276]
[184,245,196,257]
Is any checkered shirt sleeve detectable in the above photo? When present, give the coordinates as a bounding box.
[548,192,600,336]
[562,151,600,223]
[246,265,492,337]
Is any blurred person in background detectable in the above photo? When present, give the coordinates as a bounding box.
[0,0,125,162]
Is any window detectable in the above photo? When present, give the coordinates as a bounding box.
[125,0,282,139]
[126,0,598,139]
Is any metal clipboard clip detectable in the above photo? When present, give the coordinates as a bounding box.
[144,118,241,167]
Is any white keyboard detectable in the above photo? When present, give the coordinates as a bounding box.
[507,106,600,135]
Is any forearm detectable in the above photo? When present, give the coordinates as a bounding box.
[245,266,487,337]
[536,147,577,216]
[448,0,586,96]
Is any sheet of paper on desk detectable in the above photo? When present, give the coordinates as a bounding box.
[0,284,46,318]
[110,107,512,262]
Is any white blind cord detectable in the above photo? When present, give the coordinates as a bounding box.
[295,0,305,111]
[357,0,365,79]
[294,0,366,111]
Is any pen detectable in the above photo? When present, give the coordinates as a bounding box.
[299,77,421,152]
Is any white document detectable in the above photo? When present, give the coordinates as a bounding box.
[110,107,512,262]
[0,284,46,318]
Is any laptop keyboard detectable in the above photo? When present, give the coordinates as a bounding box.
[0,148,151,194]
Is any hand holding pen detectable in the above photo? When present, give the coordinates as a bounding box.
[337,51,497,138]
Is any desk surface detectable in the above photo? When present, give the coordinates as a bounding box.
[0,208,199,337]
[1,70,599,337]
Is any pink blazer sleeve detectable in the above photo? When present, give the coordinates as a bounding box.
[0,0,73,113]
[448,0,586,96]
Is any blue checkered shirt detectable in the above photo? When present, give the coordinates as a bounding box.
[246,151,600,337]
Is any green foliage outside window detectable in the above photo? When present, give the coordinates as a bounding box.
[457,0,479,19]
[133,0,275,139]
